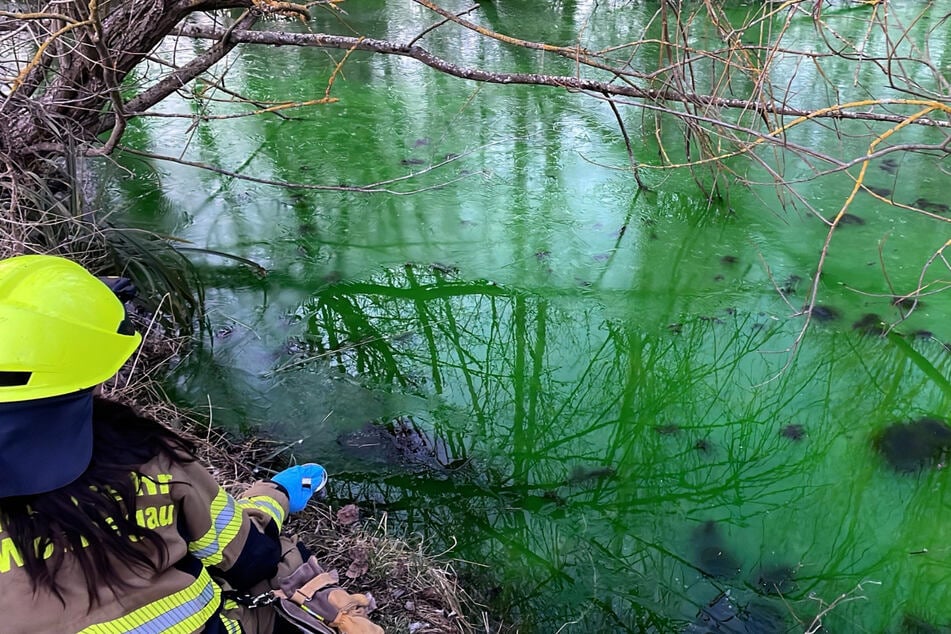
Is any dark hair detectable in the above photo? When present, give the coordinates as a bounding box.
[0,397,196,606]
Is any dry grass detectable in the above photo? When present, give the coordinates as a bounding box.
[180,415,481,633]
[287,505,476,633]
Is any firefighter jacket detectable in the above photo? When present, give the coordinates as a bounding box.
[0,451,291,633]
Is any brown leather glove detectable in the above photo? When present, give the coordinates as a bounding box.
[276,557,384,634]
[330,612,385,634]
[310,587,382,633]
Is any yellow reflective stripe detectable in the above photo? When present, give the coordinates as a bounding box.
[220,611,243,634]
[80,567,220,633]
[188,488,243,566]
[236,495,286,530]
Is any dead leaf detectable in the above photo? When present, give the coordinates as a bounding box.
[346,544,369,578]
[346,558,369,578]
[336,504,360,526]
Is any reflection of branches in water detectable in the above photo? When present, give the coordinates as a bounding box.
[293,265,941,627]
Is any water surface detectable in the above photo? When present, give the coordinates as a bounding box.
[101,1,951,630]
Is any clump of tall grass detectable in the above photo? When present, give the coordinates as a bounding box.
[0,152,204,335]
[0,159,103,261]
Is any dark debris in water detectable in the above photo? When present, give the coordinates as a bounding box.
[879,157,900,174]
[914,198,950,214]
[694,438,714,454]
[541,489,567,506]
[685,592,739,634]
[654,423,681,436]
[837,213,865,226]
[865,185,892,198]
[808,305,840,322]
[900,613,948,634]
[429,262,458,275]
[778,274,802,296]
[567,465,616,485]
[779,424,806,441]
[853,313,887,336]
[874,418,951,473]
[753,565,797,596]
[685,592,786,634]
[892,295,923,310]
[692,521,741,580]
[336,416,460,471]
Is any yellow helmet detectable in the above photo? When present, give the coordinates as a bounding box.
[0,255,142,403]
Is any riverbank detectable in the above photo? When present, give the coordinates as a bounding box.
[106,271,487,634]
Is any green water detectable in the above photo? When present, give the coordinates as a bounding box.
[99,1,951,631]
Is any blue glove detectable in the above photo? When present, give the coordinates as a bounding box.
[271,463,328,513]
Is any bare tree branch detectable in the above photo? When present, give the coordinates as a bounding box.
[112,11,260,131]
[174,25,951,129]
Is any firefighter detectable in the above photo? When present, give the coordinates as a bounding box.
[0,254,326,633]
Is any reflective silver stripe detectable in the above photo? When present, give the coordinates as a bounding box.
[80,567,221,633]
[190,488,242,565]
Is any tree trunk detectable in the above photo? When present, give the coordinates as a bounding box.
[0,0,252,162]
